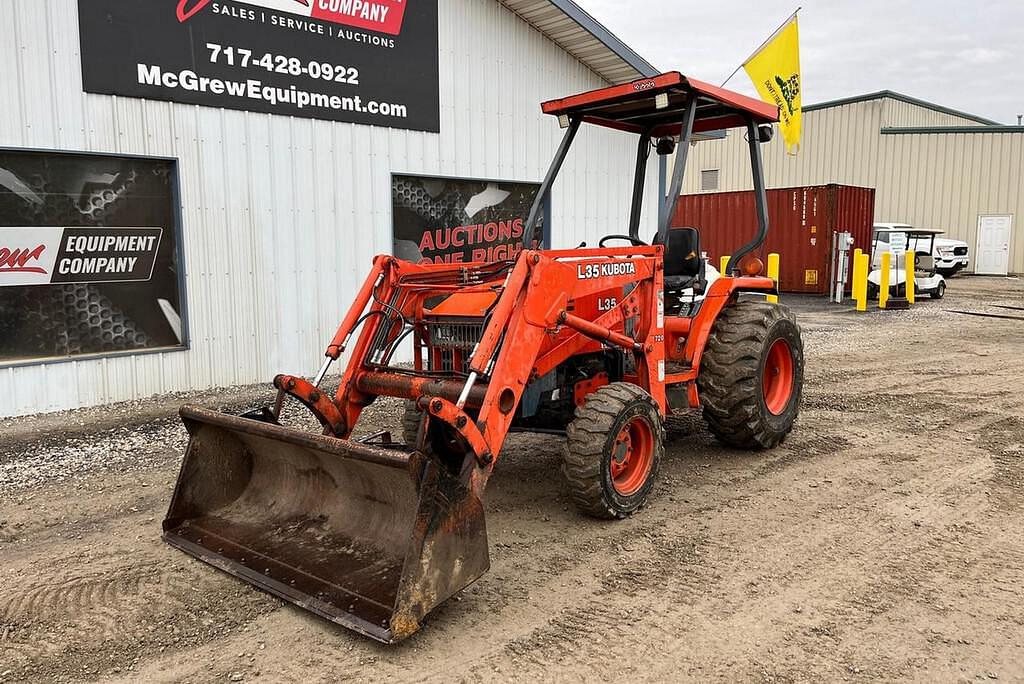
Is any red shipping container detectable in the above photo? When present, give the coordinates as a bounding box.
[673,184,875,295]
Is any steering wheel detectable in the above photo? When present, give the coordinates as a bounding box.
[599,234,648,247]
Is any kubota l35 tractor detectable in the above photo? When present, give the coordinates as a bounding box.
[163,71,804,642]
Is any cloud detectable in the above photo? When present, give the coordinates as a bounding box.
[575,0,1024,123]
[955,47,1008,65]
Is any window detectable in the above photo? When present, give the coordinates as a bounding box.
[0,149,187,365]
[700,169,720,192]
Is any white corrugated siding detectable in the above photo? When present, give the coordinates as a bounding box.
[0,0,659,417]
[680,99,886,193]
[679,97,1024,274]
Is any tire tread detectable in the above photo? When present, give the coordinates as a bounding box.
[697,300,803,449]
[563,383,664,519]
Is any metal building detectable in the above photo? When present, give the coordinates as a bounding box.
[679,91,1024,275]
[0,0,660,417]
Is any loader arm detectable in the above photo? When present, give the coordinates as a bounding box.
[324,247,666,496]
[467,248,665,491]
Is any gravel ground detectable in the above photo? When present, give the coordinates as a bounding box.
[2,275,1024,683]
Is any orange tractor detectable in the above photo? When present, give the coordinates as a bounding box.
[163,72,804,642]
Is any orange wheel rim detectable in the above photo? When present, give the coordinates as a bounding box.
[763,338,794,415]
[610,416,654,496]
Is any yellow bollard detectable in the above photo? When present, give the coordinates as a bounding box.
[850,251,862,307]
[854,252,869,312]
[720,255,731,276]
[879,251,891,309]
[905,250,916,304]
[851,248,864,305]
[766,253,780,304]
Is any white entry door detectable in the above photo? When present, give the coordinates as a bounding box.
[975,215,1012,275]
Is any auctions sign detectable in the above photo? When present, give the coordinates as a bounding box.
[79,0,440,131]
[0,228,163,287]
[392,175,545,265]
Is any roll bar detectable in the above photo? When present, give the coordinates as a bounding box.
[526,73,777,258]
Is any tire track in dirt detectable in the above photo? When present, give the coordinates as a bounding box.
[0,534,281,681]
[443,403,1003,681]
[431,363,1015,680]
[637,469,998,679]
[0,558,197,662]
[2,563,159,626]
[976,415,1024,509]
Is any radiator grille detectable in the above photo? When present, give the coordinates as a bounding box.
[425,318,484,374]
[953,246,968,256]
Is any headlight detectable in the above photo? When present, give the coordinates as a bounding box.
[937,248,953,256]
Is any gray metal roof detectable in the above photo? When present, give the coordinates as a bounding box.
[803,91,1000,126]
[499,0,659,84]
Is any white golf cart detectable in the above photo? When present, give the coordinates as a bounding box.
[874,222,969,277]
[867,227,947,300]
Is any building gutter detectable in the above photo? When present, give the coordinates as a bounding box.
[881,125,1024,135]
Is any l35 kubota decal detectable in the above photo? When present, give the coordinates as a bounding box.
[176,0,408,36]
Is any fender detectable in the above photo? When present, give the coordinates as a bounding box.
[682,276,776,370]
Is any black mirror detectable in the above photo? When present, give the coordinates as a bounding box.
[757,124,774,143]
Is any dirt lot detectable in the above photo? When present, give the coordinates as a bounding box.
[2,276,1024,683]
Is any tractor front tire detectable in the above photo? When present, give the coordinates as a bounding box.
[698,300,803,449]
[563,383,664,519]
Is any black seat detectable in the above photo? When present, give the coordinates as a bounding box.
[653,228,706,303]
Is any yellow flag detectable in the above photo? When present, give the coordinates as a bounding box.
[744,16,802,154]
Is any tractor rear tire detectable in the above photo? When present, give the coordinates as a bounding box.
[563,383,664,519]
[698,300,803,449]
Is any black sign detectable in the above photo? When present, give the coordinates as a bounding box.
[0,150,186,364]
[392,175,546,265]
[45,228,163,284]
[78,0,440,132]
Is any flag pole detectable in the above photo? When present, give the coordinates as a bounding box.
[720,6,801,87]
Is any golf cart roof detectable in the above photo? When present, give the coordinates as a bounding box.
[541,71,779,136]
[874,225,945,237]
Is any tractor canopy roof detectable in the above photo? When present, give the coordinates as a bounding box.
[541,71,778,136]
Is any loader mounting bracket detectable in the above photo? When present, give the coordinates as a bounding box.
[273,374,347,437]
[419,396,494,467]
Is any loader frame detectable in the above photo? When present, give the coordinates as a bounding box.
[278,251,775,501]
[275,71,781,499]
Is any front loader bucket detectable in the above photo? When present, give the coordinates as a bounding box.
[162,406,489,643]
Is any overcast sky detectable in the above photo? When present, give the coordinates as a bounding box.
[575,0,1023,124]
